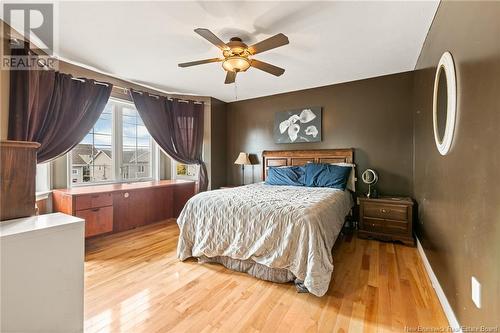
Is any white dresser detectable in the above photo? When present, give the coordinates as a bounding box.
[0,213,84,333]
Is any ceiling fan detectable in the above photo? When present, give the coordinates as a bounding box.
[178,28,289,84]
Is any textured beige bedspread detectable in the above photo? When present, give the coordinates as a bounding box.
[176,183,353,296]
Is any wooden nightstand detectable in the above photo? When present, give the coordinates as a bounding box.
[358,196,415,246]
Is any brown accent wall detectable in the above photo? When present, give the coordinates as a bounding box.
[226,72,415,195]
[413,1,500,327]
[210,98,227,189]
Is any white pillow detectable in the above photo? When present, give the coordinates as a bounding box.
[330,162,356,192]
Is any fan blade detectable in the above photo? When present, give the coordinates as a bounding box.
[251,59,285,76]
[178,58,222,68]
[247,33,289,55]
[194,28,229,50]
[225,71,236,84]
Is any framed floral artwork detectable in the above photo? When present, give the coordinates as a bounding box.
[274,107,322,143]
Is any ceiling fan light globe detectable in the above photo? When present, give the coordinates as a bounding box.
[222,56,250,73]
[231,46,245,54]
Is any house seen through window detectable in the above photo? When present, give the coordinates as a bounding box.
[70,99,154,185]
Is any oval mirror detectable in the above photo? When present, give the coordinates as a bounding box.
[361,169,378,198]
[361,169,378,185]
[433,52,457,155]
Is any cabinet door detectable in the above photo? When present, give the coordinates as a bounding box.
[76,206,113,238]
[146,187,173,223]
[113,187,177,232]
[174,183,195,217]
[113,190,149,232]
[131,189,153,227]
[112,191,133,232]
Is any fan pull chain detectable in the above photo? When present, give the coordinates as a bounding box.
[234,81,238,101]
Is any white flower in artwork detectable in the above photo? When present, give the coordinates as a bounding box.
[279,119,291,134]
[278,108,319,142]
[305,125,318,138]
[289,114,300,123]
[279,114,301,134]
[299,109,316,123]
[288,124,300,142]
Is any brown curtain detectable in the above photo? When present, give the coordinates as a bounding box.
[8,45,113,163]
[130,89,208,191]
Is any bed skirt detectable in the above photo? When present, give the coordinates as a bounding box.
[196,255,309,293]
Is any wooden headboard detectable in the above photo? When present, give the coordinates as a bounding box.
[262,149,354,181]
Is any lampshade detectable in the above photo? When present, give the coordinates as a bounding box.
[222,56,251,73]
[234,152,251,165]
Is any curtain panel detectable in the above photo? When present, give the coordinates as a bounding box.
[130,89,208,191]
[8,44,113,163]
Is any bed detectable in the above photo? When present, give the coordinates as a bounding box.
[177,149,355,296]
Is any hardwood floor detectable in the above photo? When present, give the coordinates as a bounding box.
[85,220,448,333]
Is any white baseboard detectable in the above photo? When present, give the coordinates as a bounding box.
[416,237,462,332]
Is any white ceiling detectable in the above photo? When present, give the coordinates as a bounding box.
[11,1,440,102]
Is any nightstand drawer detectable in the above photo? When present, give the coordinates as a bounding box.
[363,202,408,221]
[362,217,408,235]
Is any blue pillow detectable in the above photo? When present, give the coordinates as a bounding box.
[266,166,305,186]
[304,163,351,190]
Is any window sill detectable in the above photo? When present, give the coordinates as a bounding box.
[70,178,155,188]
[36,191,52,201]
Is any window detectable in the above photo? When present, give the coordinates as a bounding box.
[69,98,155,186]
[122,106,152,180]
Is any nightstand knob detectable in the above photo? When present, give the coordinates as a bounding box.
[381,208,388,213]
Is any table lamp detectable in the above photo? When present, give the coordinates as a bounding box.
[234,152,251,185]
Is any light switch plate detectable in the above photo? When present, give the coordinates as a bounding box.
[471,276,481,309]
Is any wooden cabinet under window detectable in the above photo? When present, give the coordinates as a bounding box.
[112,187,174,233]
[52,180,195,238]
